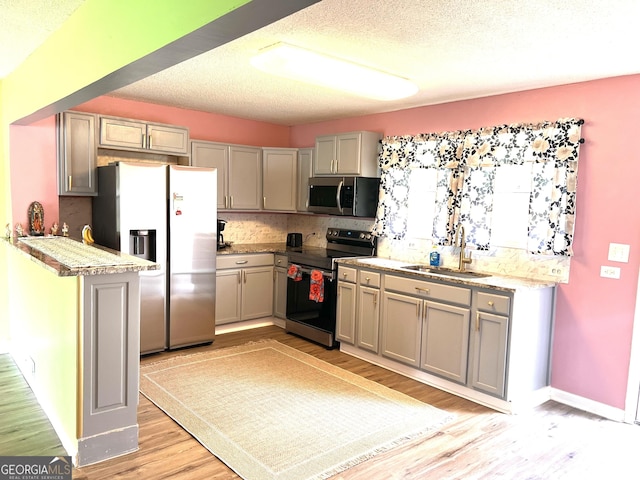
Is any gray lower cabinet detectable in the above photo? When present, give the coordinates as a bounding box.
[340,265,555,408]
[357,270,380,353]
[336,282,357,344]
[216,254,274,325]
[273,254,288,319]
[57,111,97,196]
[469,290,511,397]
[381,291,422,366]
[357,285,380,353]
[336,266,357,344]
[421,301,470,383]
[382,275,471,376]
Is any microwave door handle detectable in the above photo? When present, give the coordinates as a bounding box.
[336,180,344,214]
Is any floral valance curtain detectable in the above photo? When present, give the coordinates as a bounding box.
[372,118,584,256]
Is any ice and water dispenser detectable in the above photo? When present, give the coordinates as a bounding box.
[129,229,157,261]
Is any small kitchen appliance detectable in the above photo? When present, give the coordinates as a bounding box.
[217,219,228,249]
[286,232,303,247]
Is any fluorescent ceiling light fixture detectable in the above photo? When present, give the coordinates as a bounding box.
[250,42,418,101]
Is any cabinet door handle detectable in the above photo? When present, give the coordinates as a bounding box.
[148,134,152,149]
[264,196,267,208]
[373,292,378,307]
[237,271,241,284]
[68,175,72,191]
[243,270,247,284]
[142,133,146,148]
[476,312,480,331]
[230,196,233,208]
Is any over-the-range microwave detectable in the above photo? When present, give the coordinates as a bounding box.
[308,176,380,217]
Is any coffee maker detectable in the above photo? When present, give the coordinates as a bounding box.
[217,219,227,249]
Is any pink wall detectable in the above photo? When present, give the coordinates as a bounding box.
[292,75,640,409]
[9,76,639,409]
[10,116,59,232]
[74,96,291,147]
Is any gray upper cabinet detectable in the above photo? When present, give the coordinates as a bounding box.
[99,116,189,155]
[262,148,297,212]
[191,140,228,210]
[314,131,381,176]
[229,145,262,210]
[191,140,261,210]
[57,111,97,196]
[296,147,313,212]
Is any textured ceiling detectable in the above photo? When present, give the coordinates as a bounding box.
[3,0,640,126]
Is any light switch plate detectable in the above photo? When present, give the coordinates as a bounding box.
[608,243,630,263]
[601,265,621,279]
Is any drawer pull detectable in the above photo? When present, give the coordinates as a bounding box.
[235,260,248,264]
[365,277,370,283]
[488,301,495,307]
[415,287,430,294]
[343,272,348,278]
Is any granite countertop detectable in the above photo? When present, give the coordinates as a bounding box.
[336,257,557,292]
[5,236,159,277]
[216,242,292,255]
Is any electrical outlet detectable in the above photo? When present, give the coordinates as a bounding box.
[608,243,630,263]
[548,267,564,277]
[600,265,621,279]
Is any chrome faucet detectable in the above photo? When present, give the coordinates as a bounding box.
[454,224,472,271]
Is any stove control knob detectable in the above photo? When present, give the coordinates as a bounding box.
[359,233,365,239]
[365,234,372,240]
[333,230,338,236]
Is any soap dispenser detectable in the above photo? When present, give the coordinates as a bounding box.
[429,245,441,267]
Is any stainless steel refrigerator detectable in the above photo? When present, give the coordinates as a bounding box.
[92,162,217,354]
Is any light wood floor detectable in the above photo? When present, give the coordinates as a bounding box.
[3,326,639,479]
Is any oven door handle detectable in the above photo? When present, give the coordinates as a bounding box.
[291,266,335,280]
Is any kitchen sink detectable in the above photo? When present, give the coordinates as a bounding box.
[401,265,492,278]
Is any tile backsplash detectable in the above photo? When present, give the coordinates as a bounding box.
[58,195,570,283]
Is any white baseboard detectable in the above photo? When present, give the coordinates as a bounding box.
[549,387,627,422]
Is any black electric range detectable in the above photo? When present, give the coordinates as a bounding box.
[285,228,377,348]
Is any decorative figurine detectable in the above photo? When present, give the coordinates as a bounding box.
[15,223,24,237]
[28,201,45,236]
[5,223,10,240]
[61,222,69,237]
[50,222,59,236]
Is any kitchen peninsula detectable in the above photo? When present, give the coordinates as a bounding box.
[4,236,157,466]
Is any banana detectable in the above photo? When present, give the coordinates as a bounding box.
[82,225,95,244]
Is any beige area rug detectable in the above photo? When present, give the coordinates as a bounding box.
[139,340,454,480]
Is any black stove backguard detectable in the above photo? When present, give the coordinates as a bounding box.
[285,228,376,348]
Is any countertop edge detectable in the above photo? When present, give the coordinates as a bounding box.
[4,237,159,277]
[335,257,557,292]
